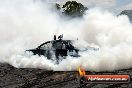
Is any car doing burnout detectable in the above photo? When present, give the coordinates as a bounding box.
[26,35,80,61]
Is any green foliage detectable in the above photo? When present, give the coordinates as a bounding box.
[55,3,61,10]
[120,10,132,21]
[56,1,88,17]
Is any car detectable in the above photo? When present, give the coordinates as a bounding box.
[26,35,80,62]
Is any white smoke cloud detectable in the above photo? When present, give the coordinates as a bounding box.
[0,0,132,71]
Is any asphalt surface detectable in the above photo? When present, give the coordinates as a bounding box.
[0,63,132,88]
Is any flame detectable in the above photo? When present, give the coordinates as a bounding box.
[78,66,86,76]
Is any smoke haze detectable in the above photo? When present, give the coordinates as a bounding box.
[0,0,132,71]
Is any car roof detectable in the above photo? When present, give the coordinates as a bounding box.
[38,40,73,48]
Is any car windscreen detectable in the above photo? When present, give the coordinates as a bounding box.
[39,42,52,50]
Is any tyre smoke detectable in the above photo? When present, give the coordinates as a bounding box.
[0,0,132,71]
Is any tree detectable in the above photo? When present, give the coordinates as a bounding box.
[55,3,61,10]
[56,1,88,17]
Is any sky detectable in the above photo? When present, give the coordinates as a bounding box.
[53,0,132,14]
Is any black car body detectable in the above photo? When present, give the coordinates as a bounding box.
[26,37,80,60]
